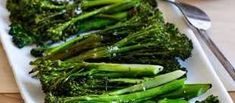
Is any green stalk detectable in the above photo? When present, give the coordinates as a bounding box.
[48,35,88,56]
[97,12,129,20]
[30,35,87,57]
[49,36,89,55]
[66,23,163,62]
[78,12,129,32]
[109,70,186,95]
[92,73,138,78]
[32,61,164,79]
[66,46,111,61]
[114,24,162,47]
[44,35,103,60]
[105,0,140,13]
[81,0,129,9]
[53,79,185,102]
[160,84,212,100]
[109,78,143,84]
[87,63,163,76]
[31,11,129,57]
[78,18,116,32]
[47,2,129,41]
[66,43,159,62]
[158,98,188,103]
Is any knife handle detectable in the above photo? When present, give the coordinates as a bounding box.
[197,29,235,80]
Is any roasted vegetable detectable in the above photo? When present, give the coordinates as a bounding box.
[30,58,212,103]
[109,70,186,95]
[7,0,80,47]
[9,23,36,48]
[30,60,164,96]
[15,1,216,102]
[160,84,212,100]
[44,79,185,103]
[31,1,161,58]
[46,1,138,41]
[66,22,192,67]
[7,0,140,48]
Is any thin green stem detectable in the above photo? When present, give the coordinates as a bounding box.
[86,63,163,76]
[160,84,212,100]
[108,78,143,84]
[109,70,186,95]
[81,0,128,9]
[48,2,128,41]
[61,79,185,102]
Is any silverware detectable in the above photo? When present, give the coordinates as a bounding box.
[166,0,235,80]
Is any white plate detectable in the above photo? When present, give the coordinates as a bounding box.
[0,0,233,103]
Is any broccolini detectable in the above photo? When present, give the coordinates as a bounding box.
[7,0,141,47]
[14,0,216,102]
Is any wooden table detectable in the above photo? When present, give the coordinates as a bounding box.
[1,0,235,102]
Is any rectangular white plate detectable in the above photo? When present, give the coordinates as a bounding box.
[0,0,233,103]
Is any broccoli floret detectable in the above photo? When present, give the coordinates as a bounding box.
[9,23,36,48]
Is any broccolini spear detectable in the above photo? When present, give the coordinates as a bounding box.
[46,0,140,41]
[67,21,192,62]
[31,11,131,57]
[136,84,212,103]
[63,22,191,73]
[80,0,134,10]
[45,79,185,103]
[31,34,104,58]
[31,60,164,79]
[30,60,164,96]
[79,0,158,10]
[7,0,140,48]
[109,70,186,95]
[159,84,212,100]
[108,53,185,73]
[31,2,162,58]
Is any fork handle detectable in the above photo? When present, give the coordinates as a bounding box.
[197,29,235,80]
